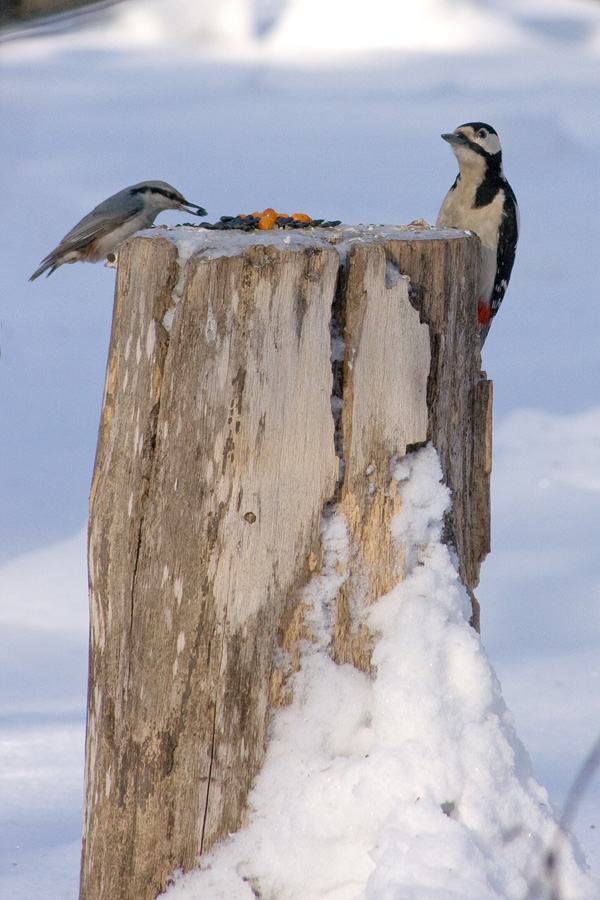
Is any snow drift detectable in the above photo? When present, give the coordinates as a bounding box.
[161,446,596,900]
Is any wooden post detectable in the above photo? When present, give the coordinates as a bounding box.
[81,225,490,900]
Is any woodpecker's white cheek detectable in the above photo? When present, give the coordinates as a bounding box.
[481,133,501,155]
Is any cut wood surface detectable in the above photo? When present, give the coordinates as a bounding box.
[81,224,491,900]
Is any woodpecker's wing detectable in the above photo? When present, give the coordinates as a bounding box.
[489,181,519,320]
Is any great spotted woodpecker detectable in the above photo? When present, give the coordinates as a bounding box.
[436,122,519,345]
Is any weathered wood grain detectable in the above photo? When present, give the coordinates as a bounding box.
[82,238,339,900]
[81,225,492,900]
[333,241,430,668]
[384,234,492,604]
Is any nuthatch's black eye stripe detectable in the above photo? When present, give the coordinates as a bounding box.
[132,186,184,202]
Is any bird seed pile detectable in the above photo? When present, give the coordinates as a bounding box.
[185,208,342,232]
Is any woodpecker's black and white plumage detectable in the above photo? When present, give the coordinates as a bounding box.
[436,122,519,345]
[30,181,207,281]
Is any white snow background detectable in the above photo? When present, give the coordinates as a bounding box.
[1,0,600,897]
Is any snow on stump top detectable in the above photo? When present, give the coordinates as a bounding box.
[81,223,491,900]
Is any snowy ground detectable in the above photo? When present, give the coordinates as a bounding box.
[1,0,600,897]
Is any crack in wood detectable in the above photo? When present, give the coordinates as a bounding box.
[200,699,218,856]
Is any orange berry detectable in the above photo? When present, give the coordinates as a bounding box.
[258,216,275,230]
[262,208,277,219]
[291,213,312,223]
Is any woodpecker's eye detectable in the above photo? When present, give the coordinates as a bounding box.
[478,128,488,139]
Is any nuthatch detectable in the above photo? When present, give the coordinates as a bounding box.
[30,180,207,281]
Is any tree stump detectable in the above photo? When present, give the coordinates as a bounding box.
[81,224,490,900]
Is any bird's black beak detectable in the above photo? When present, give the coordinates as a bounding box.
[441,132,468,146]
[179,201,208,217]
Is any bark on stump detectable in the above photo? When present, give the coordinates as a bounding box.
[81,225,491,900]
